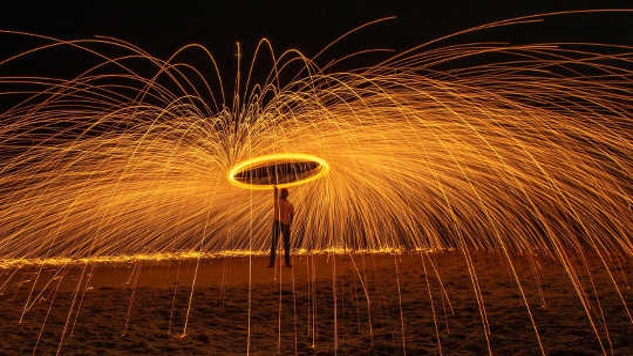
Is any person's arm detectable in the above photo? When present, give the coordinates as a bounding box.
[273,186,279,216]
[289,204,295,226]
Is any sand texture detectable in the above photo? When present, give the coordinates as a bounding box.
[0,252,631,355]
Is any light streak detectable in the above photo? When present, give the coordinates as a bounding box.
[0,11,631,355]
[227,153,330,189]
[0,248,424,269]
[0,30,630,260]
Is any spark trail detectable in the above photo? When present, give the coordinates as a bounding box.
[0,11,631,355]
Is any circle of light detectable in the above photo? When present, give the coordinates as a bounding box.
[227,153,330,190]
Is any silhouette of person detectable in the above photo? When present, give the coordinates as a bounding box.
[269,186,294,268]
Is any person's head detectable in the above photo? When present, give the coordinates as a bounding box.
[280,188,289,200]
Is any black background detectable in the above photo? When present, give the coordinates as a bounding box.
[0,1,631,101]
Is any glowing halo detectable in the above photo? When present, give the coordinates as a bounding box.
[227,153,330,190]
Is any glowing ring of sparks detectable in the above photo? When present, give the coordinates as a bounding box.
[228,153,330,190]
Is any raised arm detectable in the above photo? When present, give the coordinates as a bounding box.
[290,204,295,226]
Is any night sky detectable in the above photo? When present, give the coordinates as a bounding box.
[0,1,631,101]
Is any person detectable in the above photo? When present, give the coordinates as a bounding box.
[269,186,294,268]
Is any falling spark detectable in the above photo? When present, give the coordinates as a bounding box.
[0,10,631,355]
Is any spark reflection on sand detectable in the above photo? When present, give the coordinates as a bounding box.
[0,247,446,269]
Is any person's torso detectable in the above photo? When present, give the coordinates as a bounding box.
[273,198,294,225]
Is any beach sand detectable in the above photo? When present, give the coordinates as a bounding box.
[1,252,631,355]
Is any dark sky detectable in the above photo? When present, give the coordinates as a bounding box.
[0,1,631,97]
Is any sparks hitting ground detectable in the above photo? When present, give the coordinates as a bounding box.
[0,11,631,355]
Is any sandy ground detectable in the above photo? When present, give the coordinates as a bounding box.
[0,252,632,355]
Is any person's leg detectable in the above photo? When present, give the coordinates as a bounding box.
[270,221,280,267]
[282,224,291,266]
